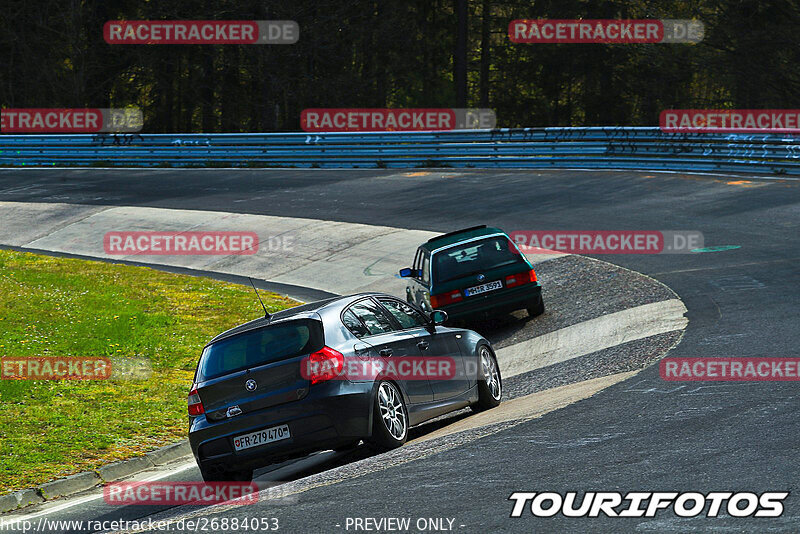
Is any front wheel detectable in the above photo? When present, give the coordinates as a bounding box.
[367,381,408,451]
[471,345,502,412]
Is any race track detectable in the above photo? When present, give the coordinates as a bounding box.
[0,168,798,532]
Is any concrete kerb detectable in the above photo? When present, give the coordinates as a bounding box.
[0,440,192,514]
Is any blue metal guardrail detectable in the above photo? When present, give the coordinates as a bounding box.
[1,127,800,174]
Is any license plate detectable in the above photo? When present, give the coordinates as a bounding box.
[233,424,290,451]
[465,280,502,296]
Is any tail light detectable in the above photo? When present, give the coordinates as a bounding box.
[187,385,205,416]
[306,346,344,385]
[430,290,463,308]
[505,269,537,288]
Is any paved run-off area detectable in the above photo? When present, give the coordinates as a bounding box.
[0,167,797,532]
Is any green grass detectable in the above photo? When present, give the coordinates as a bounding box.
[0,250,298,492]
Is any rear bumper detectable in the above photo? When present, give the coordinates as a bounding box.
[440,282,542,320]
[188,380,373,474]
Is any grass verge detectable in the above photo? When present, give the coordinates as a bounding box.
[0,249,297,492]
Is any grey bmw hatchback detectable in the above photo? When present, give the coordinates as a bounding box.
[188,292,501,482]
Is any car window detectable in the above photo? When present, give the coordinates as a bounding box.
[421,253,430,284]
[379,299,427,329]
[433,236,526,283]
[196,319,323,381]
[342,309,370,338]
[348,299,395,336]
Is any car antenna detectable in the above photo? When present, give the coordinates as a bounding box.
[248,277,271,319]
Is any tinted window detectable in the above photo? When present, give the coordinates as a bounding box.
[196,319,323,381]
[342,309,370,338]
[349,300,395,336]
[380,299,427,329]
[433,236,526,283]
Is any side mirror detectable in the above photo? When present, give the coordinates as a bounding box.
[430,310,448,325]
[399,267,413,278]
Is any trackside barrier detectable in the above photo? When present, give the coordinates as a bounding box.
[1,128,799,174]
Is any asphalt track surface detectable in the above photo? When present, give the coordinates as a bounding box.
[0,168,798,532]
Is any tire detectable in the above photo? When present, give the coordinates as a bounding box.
[527,295,545,318]
[367,381,408,451]
[471,345,502,412]
[200,466,253,482]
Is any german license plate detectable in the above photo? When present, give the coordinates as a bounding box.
[465,280,502,296]
[233,424,290,451]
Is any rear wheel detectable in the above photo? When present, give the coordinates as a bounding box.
[471,345,502,412]
[367,381,408,451]
[527,295,545,318]
[200,466,253,482]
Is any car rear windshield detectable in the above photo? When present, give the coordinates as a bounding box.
[433,235,527,284]
[196,318,324,381]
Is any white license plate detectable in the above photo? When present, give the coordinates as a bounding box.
[233,424,291,451]
[465,280,502,296]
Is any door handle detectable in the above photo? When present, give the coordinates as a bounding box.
[354,342,371,360]
[417,341,429,350]
[379,348,393,357]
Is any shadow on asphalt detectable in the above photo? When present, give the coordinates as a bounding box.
[451,309,537,346]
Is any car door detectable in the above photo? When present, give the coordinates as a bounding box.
[344,298,434,405]
[377,297,468,401]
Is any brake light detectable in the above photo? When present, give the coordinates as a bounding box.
[306,346,345,385]
[430,290,463,308]
[505,269,537,288]
[187,385,205,416]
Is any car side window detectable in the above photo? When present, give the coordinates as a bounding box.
[379,299,427,329]
[421,253,430,284]
[341,309,370,338]
[348,300,395,336]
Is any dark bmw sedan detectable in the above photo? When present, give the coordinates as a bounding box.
[188,292,502,482]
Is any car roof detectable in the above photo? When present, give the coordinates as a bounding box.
[205,292,398,345]
[419,225,507,253]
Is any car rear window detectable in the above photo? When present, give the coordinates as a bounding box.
[433,236,526,284]
[196,318,324,381]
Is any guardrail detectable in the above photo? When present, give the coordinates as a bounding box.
[2,127,800,174]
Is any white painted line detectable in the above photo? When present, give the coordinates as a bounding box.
[110,372,647,533]
[0,202,686,527]
[0,298,687,524]
[1,461,197,526]
[0,203,566,299]
[407,370,640,445]
[497,299,688,378]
